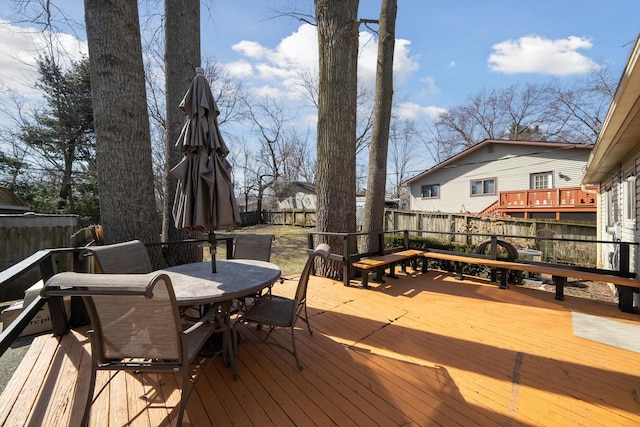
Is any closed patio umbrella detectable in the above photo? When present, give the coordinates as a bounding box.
[170,67,241,272]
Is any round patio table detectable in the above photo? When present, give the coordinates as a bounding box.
[158,259,281,379]
[161,259,281,306]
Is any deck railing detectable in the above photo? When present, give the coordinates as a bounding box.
[307,229,636,288]
[2,230,637,358]
[0,238,234,358]
[499,186,598,210]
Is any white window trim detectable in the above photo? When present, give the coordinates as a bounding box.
[623,177,636,228]
[470,178,496,196]
[530,171,553,190]
[421,184,440,199]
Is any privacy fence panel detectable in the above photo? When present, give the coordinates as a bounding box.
[0,214,78,301]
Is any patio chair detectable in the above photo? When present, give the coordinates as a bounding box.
[41,271,219,426]
[241,243,330,370]
[233,234,274,262]
[232,234,275,310]
[85,239,153,273]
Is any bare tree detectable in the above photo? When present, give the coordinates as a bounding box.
[84,0,161,262]
[545,69,616,143]
[244,96,285,214]
[314,0,359,277]
[387,119,417,200]
[362,0,396,254]
[432,74,616,160]
[296,68,373,155]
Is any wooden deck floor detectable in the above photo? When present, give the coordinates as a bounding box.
[1,268,639,426]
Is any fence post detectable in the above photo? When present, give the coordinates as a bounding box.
[490,236,498,259]
[343,235,351,286]
[40,256,69,336]
[619,242,630,275]
[490,235,498,282]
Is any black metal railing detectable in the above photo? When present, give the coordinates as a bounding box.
[307,229,637,288]
[0,237,235,358]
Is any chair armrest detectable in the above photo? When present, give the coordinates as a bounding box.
[41,271,162,298]
[183,303,219,334]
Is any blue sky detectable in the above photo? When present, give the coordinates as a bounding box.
[0,0,640,118]
[0,1,638,142]
[196,0,639,121]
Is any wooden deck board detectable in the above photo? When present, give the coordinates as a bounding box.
[2,267,640,426]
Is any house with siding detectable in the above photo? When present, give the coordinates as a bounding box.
[274,181,317,210]
[582,35,640,276]
[0,186,30,214]
[402,139,594,221]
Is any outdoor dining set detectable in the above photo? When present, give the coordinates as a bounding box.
[40,236,330,426]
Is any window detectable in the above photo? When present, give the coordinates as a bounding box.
[530,172,553,189]
[421,184,440,198]
[624,177,636,226]
[470,178,495,196]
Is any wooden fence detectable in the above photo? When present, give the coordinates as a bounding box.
[262,210,316,227]
[261,209,595,239]
[261,209,598,265]
[383,210,596,242]
[0,214,79,301]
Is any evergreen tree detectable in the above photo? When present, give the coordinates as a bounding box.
[16,55,99,223]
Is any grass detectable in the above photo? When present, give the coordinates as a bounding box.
[214,224,311,277]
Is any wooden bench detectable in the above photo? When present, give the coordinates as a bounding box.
[421,250,640,313]
[351,249,426,287]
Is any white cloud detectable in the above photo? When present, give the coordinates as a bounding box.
[232,40,270,60]
[488,35,602,76]
[392,39,419,86]
[447,60,456,68]
[0,19,87,100]
[395,101,446,121]
[225,60,253,78]
[419,76,440,96]
[251,85,287,99]
[227,23,421,101]
[357,32,420,89]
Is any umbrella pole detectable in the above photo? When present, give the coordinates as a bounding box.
[209,232,217,273]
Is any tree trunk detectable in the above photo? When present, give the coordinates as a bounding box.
[362,0,397,253]
[163,0,202,266]
[84,0,163,266]
[314,0,359,278]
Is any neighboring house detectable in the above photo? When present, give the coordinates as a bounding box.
[402,139,594,221]
[0,186,30,214]
[275,181,317,210]
[582,35,640,274]
[237,200,258,213]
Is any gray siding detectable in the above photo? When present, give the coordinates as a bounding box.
[409,143,591,213]
[598,156,639,272]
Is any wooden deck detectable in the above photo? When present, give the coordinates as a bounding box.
[1,268,640,426]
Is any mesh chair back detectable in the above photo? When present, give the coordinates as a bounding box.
[234,234,274,261]
[82,274,182,363]
[88,240,153,273]
[292,244,330,321]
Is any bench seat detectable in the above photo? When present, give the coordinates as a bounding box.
[352,249,426,287]
[422,250,639,312]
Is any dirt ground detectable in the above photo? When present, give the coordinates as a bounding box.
[519,275,619,304]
